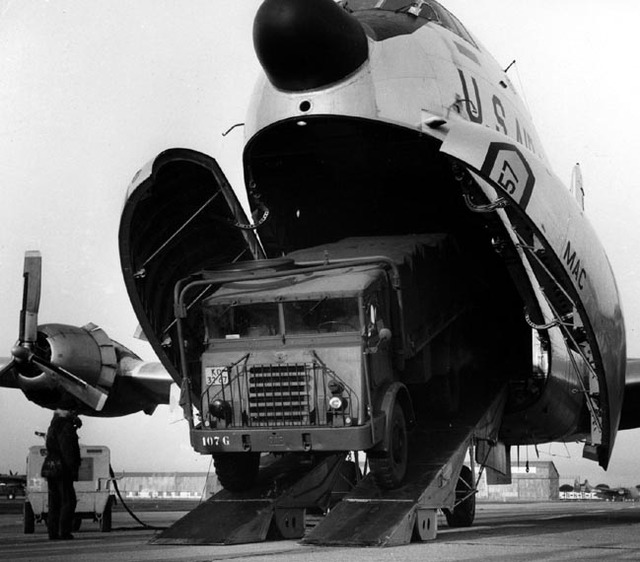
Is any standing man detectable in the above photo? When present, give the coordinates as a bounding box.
[45,409,81,540]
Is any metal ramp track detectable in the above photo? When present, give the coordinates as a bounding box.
[151,452,349,545]
[303,388,507,546]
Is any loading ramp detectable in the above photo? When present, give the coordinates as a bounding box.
[153,387,506,546]
[304,386,507,546]
[151,451,354,545]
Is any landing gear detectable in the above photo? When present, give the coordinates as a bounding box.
[99,496,113,532]
[214,452,261,492]
[369,399,408,489]
[443,465,476,527]
[23,501,34,534]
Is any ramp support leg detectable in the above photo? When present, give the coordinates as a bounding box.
[413,509,438,541]
[275,508,307,539]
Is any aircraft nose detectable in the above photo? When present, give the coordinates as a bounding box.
[253,0,369,92]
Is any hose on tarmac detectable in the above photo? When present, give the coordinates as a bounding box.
[108,465,167,530]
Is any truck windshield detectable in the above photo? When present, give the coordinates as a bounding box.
[204,297,360,339]
[284,298,360,334]
[205,303,280,339]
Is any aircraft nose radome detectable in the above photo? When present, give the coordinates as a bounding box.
[253,0,369,92]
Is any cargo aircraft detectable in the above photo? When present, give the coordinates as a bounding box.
[0,472,26,500]
[2,0,640,545]
[593,483,640,502]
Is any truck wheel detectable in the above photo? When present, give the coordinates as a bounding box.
[369,400,408,489]
[214,452,261,492]
[23,501,35,534]
[72,516,82,532]
[100,497,112,532]
[443,465,476,527]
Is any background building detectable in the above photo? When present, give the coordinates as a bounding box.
[477,461,559,501]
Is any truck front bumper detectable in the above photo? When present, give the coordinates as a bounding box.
[191,415,384,454]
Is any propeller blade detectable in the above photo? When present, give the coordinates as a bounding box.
[19,251,42,345]
[0,358,19,388]
[30,354,108,412]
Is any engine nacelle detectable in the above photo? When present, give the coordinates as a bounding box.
[16,323,115,413]
[14,322,170,416]
[21,323,116,389]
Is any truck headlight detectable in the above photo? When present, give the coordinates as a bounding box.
[328,396,347,410]
[209,399,232,423]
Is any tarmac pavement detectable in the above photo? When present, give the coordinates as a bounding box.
[2,500,640,561]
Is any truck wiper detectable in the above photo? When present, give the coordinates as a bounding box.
[305,297,327,318]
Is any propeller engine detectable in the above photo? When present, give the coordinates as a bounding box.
[0,252,170,416]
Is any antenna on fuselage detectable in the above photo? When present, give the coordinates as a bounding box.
[502,58,531,114]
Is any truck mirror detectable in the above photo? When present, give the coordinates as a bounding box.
[379,328,392,346]
[369,327,392,353]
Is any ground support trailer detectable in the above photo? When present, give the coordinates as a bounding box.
[23,445,114,534]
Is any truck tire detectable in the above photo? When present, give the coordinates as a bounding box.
[369,400,408,489]
[214,452,261,492]
[100,497,112,532]
[73,516,82,532]
[443,465,476,527]
[23,501,35,534]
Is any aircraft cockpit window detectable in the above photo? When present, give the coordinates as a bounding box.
[343,0,477,47]
[343,0,435,19]
[433,5,477,47]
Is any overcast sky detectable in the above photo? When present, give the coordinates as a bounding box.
[1,1,639,486]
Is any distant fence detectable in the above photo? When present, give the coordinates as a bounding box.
[559,491,601,500]
[113,472,220,500]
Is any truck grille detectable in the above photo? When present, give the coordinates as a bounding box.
[201,360,356,429]
[248,364,312,426]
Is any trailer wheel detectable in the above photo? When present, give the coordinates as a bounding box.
[214,452,261,492]
[369,400,408,489]
[23,501,35,534]
[100,497,112,532]
[443,465,476,527]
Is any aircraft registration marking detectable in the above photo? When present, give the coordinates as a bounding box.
[457,69,539,156]
[480,142,535,209]
[563,240,587,290]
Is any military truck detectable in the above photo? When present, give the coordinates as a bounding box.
[177,235,479,490]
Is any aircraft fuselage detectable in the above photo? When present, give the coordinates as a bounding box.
[118,1,625,472]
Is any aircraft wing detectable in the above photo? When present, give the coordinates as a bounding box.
[106,356,174,416]
[0,474,26,486]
